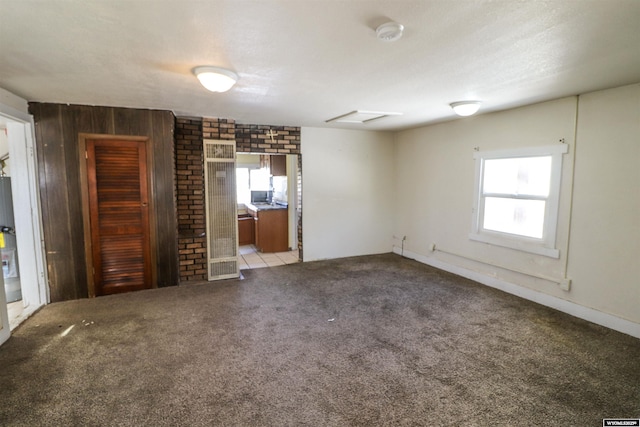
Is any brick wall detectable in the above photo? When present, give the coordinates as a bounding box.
[175,117,302,282]
[236,124,300,154]
[297,155,303,259]
[175,117,207,281]
[203,117,236,140]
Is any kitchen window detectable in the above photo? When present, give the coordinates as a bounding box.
[236,167,270,205]
[469,144,568,258]
[236,168,250,205]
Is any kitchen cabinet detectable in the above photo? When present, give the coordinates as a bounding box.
[249,207,288,253]
[270,155,286,176]
[238,214,255,245]
[258,154,286,176]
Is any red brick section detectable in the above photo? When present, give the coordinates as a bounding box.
[175,117,207,281]
[235,124,300,154]
[296,155,303,259]
[175,118,303,282]
[203,117,236,140]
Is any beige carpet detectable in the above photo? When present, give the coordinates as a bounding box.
[1,253,638,426]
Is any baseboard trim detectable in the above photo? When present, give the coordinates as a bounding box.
[393,246,640,339]
[9,303,41,332]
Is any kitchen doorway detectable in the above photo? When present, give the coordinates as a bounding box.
[236,153,300,268]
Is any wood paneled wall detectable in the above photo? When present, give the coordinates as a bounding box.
[29,103,178,302]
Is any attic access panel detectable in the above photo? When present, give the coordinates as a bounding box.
[325,110,402,124]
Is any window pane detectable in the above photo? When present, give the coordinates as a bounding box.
[483,197,545,238]
[483,156,552,197]
[236,168,250,204]
[249,168,270,191]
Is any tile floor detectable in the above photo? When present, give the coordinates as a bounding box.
[239,245,299,270]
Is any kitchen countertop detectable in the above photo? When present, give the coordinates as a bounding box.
[245,202,288,211]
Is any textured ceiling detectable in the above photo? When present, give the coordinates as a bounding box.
[1,0,639,130]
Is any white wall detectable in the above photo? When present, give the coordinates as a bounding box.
[301,127,394,261]
[567,84,640,323]
[393,84,639,336]
[394,97,576,283]
[236,153,261,167]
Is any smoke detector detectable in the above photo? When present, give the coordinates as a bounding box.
[376,21,404,42]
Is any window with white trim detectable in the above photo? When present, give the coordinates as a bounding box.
[470,144,568,258]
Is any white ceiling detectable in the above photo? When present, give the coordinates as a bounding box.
[1,0,639,131]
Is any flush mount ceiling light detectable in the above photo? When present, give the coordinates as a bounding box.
[326,110,402,124]
[193,66,239,92]
[450,101,482,117]
[376,21,404,42]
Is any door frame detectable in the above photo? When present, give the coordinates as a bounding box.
[78,133,157,297]
[0,97,49,342]
[240,152,302,256]
[0,268,8,345]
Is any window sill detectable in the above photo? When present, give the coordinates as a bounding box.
[469,232,560,259]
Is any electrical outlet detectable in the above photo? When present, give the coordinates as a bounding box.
[430,243,436,252]
[560,278,571,291]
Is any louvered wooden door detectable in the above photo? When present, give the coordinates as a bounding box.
[87,139,152,296]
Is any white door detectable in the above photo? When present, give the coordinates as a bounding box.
[0,266,9,345]
[7,121,48,308]
[0,107,49,343]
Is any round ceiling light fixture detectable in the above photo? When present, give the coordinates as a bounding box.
[450,101,482,117]
[376,21,404,42]
[193,66,239,93]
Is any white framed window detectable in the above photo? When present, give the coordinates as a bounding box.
[470,144,568,258]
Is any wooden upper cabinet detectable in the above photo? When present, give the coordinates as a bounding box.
[270,155,286,176]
